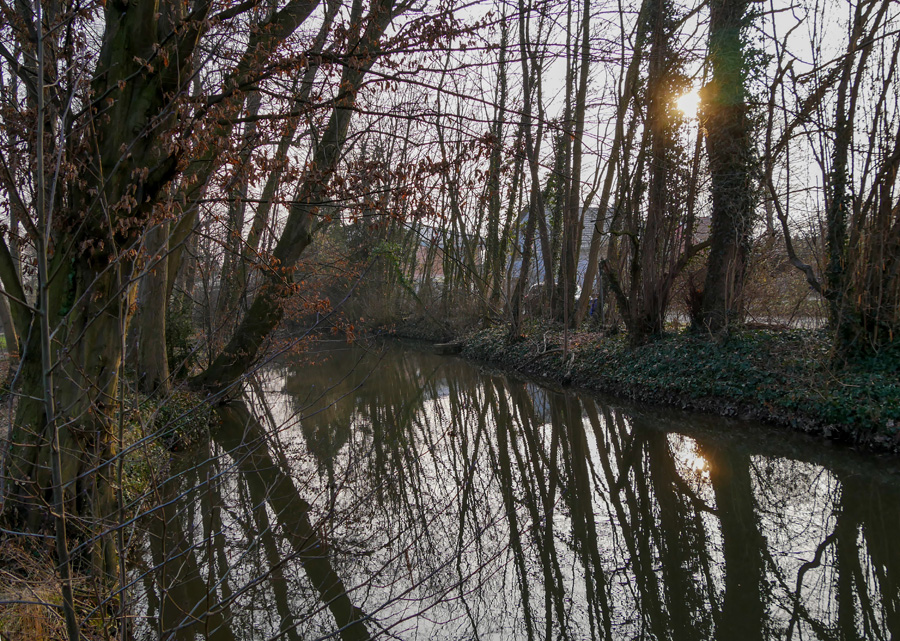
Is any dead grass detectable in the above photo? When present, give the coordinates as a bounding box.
[0,540,70,640]
[0,540,111,641]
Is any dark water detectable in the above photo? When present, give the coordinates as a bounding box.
[138,341,900,640]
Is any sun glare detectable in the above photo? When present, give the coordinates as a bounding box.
[675,90,701,117]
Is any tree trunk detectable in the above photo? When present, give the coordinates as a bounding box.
[2,0,210,560]
[0,285,18,359]
[596,0,688,345]
[485,18,509,308]
[510,0,547,335]
[573,19,645,325]
[138,223,171,396]
[638,0,673,340]
[823,0,892,353]
[699,0,757,334]
[6,262,131,576]
[556,0,591,328]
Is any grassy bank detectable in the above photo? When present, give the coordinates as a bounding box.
[462,324,900,453]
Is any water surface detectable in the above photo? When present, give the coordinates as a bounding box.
[138,341,900,640]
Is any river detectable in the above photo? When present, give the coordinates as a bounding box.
[135,340,900,640]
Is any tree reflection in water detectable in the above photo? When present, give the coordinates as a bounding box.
[136,343,900,640]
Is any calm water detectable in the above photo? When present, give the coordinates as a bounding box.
[137,341,900,640]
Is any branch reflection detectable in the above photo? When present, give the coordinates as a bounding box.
[137,343,900,640]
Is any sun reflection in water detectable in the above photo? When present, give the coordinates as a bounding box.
[688,451,709,477]
[669,433,711,481]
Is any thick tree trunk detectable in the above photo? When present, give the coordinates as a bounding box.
[138,223,171,396]
[6,261,131,576]
[598,0,686,345]
[699,0,756,334]
[2,0,209,561]
[638,0,674,341]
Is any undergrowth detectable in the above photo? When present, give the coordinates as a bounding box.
[0,386,218,639]
[463,324,900,449]
[0,540,111,640]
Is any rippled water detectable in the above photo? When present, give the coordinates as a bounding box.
[137,341,900,640]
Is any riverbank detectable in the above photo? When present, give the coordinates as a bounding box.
[457,323,900,453]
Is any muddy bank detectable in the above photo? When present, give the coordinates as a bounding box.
[459,324,900,455]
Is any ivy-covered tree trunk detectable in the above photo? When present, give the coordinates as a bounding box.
[823,0,894,354]
[598,0,691,345]
[636,0,677,342]
[699,0,757,334]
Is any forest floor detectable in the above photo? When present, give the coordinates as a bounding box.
[418,322,900,454]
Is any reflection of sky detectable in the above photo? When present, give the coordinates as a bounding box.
[137,344,900,640]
